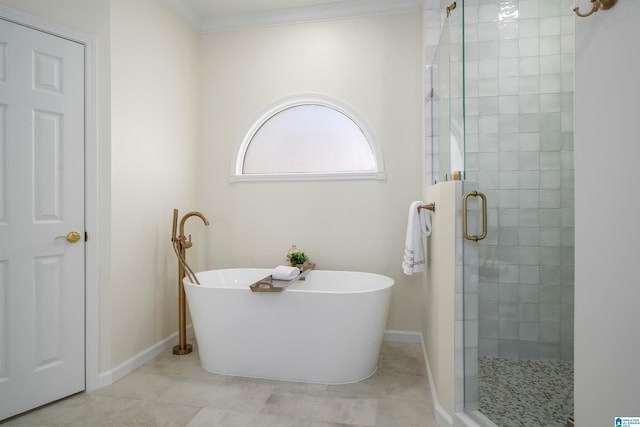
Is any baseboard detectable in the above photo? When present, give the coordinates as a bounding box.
[384,330,455,426]
[97,325,193,389]
[383,329,423,343]
[419,337,454,427]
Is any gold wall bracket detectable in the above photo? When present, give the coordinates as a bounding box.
[418,202,436,213]
[573,0,618,18]
[446,2,456,17]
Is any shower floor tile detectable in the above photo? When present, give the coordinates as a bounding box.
[478,356,574,427]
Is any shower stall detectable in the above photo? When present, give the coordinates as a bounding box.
[425,1,575,426]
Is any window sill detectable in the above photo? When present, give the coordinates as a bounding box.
[229,170,386,183]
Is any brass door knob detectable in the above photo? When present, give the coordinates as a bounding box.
[56,231,82,243]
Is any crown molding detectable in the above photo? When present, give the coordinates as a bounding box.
[164,0,422,33]
[161,0,202,28]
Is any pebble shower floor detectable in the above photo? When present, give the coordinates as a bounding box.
[478,356,574,427]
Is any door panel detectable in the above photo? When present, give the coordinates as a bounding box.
[0,18,85,420]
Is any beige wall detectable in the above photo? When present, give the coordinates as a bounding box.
[198,13,424,331]
[0,0,201,373]
[423,182,457,419]
[109,0,200,368]
[1,1,424,379]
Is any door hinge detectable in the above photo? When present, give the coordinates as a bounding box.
[85,231,88,242]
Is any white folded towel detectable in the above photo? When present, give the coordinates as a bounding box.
[272,265,300,281]
[402,201,432,275]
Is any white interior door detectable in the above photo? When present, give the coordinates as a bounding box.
[0,18,85,420]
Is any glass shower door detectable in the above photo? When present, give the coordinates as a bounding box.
[460,0,576,425]
[430,4,465,185]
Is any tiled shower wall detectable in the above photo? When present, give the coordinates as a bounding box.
[425,0,575,363]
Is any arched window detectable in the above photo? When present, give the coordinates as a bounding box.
[230,95,385,181]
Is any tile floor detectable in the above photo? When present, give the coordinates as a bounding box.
[478,356,574,427]
[2,338,438,427]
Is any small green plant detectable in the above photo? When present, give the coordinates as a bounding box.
[287,251,308,266]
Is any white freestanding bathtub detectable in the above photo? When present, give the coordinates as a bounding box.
[184,268,394,384]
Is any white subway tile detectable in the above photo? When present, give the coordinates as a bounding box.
[479,114,500,133]
[519,209,540,227]
[540,322,560,343]
[519,94,539,113]
[540,285,561,303]
[540,112,561,131]
[500,133,519,151]
[540,170,561,189]
[479,133,499,152]
[539,17,561,36]
[499,57,519,77]
[519,171,540,189]
[479,22,500,41]
[519,113,540,133]
[499,283,519,303]
[519,246,540,265]
[499,171,519,189]
[540,304,561,322]
[539,246,561,266]
[540,74,562,93]
[539,208,561,227]
[479,77,500,96]
[520,266,540,285]
[519,189,539,208]
[519,19,539,38]
[519,75,540,94]
[519,227,540,246]
[499,20,518,40]
[479,3,499,22]
[539,0,561,18]
[539,93,562,113]
[540,54,562,74]
[499,95,519,113]
[540,266,562,285]
[518,0,540,19]
[499,302,519,321]
[499,114,519,134]
[519,37,539,57]
[519,321,540,341]
[519,132,540,151]
[499,208,519,227]
[499,189,519,208]
[478,96,499,114]
[519,151,540,170]
[479,58,499,77]
[540,228,561,247]
[499,39,519,58]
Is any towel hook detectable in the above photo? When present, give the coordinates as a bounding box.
[573,0,618,18]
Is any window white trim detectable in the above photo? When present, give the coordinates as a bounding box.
[230,94,386,182]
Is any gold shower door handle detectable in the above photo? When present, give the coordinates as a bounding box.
[462,190,487,241]
[55,231,82,243]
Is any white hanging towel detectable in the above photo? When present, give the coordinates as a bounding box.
[402,201,432,275]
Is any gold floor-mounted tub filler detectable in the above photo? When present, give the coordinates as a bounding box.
[171,209,209,355]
